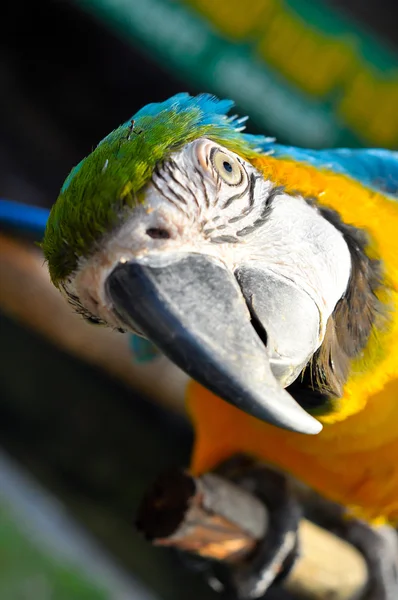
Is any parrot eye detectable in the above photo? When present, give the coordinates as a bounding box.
[211,150,243,186]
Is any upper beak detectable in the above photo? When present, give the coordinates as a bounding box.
[105,253,322,435]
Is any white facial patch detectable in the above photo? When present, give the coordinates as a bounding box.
[239,193,352,342]
[63,137,351,344]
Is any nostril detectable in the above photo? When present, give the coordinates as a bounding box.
[146,228,171,240]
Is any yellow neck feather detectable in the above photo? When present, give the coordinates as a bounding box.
[252,155,398,424]
[187,156,398,522]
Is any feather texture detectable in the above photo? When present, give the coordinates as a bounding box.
[42,93,271,285]
[42,93,398,285]
[39,92,398,522]
[266,145,398,197]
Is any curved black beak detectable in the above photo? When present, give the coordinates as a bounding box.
[106,253,322,435]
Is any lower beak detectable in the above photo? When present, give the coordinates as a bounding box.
[106,253,322,435]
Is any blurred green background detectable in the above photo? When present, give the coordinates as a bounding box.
[0,0,397,598]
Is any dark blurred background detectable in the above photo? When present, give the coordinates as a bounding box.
[0,0,397,598]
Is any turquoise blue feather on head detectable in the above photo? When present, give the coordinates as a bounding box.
[42,93,270,286]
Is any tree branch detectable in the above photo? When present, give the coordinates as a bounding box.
[137,470,369,600]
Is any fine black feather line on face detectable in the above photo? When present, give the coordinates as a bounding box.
[235,176,277,237]
[263,185,285,212]
[220,178,251,210]
[247,172,257,209]
[166,159,202,211]
[62,284,105,324]
[194,164,211,209]
[225,174,259,225]
[228,212,252,224]
[151,176,189,216]
[236,223,258,237]
[174,161,205,210]
[154,163,190,207]
[162,161,189,204]
[210,234,241,244]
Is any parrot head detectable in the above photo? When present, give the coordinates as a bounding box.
[42,93,363,436]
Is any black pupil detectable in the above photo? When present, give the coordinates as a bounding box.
[223,161,233,173]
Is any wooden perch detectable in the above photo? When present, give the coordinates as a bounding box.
[136,470,268,563]
[136,470,369,600]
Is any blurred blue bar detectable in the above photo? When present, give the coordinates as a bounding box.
[0,199,49,237]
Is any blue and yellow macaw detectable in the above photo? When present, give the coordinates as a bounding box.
[4,93,398,597]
